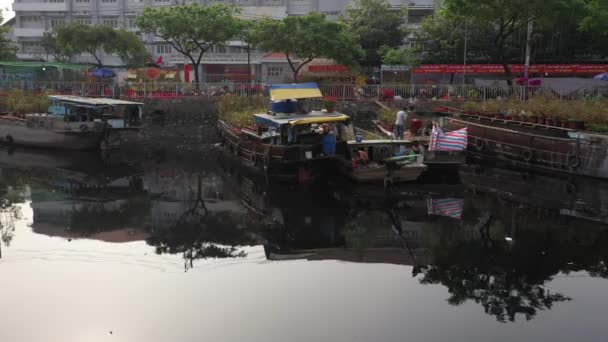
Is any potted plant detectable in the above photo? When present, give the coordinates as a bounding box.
[323,96,337,113]
[380,88,395,101]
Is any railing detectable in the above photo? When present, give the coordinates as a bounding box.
[1,81,607,102]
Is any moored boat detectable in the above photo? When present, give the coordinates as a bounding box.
[217,83,353,183]
[339,139,427,185]
[445,112,608,179]
[0,95,144,150]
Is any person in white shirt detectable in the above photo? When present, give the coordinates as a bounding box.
[394,107,407,140]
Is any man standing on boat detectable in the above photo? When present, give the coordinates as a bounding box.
[394,107,408,140]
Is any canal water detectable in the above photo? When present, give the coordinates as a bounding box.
[0,147,607,342]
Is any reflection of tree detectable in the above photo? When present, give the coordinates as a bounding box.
[414,223,608,322]
[69,197,151,235]
[147,212,249,271]
[146,176,251,271]
[0,198,21,259]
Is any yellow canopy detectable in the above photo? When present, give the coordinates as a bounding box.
[269,83,323,101]
[289,114,350,126]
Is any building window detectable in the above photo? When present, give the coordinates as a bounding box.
[75,18,92,25]
[101,0,117,3]
[156,44,172,54]
[155,0,171,2]
[48,0,65,2]
[22,41,43,53]
[21,16,41,22]
[75,0,90,3]
[102,18,118,28]
[50,18,65,29]
[128,18,137,29]
[266,66,283,77]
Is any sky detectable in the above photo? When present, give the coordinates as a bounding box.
[1,0,13,23]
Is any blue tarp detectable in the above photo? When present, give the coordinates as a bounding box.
[89,68,115,78]
[593,73,608,81]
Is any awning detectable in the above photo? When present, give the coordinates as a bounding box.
[90,68,115,78]
[289,114,350,126]
[269,83,323,101]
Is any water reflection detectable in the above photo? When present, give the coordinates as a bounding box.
[0,147,607,324]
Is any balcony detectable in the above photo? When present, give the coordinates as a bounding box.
[13,1,68,12]
[13,28,46,38]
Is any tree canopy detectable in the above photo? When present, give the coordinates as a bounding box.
[253,13,363,81]
[0,11,16,60]
[415,0,608,76]
[50,24,147,67]
[136,3,246,84]
[345,0,408,68]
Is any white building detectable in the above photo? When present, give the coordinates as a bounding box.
[9,0,440,81]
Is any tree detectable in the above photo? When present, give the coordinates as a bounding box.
[0,11,16,60]
[41,31,76,62]
[345,0,408,68]
[136,4,246,84]
[53,24,148,67]
[253,13,363,82]
[440,0,566,76]
[380,46,419,66]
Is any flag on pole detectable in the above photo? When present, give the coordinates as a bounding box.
[430,127,468,152]
[427,198,465,220]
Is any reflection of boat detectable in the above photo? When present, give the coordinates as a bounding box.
[340,140,427,184]
[446,113,608,179]
[0,115,105,150]
[460,164,608,224]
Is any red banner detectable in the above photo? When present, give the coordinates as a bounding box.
[412,64,608,75]
[308,65,349,73]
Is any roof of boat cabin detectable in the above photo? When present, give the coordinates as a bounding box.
[254,111,350,126]
[48,95,143,106]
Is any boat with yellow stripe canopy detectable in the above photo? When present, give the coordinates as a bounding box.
[217,83,354,183]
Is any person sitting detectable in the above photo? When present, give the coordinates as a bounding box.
[352,148,369,168]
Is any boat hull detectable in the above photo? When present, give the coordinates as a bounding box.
[0,119,104,150]
[345,163,428,183]
[446,116,608,180]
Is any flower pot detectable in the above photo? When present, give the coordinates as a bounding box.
[553,119,562,127]
[544,118,554,126]
[567,121,577,129]
[505,115,513,121]
[528,116,538,123]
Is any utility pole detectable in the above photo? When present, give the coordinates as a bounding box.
[524,15,534,79]
[463,19,468,86]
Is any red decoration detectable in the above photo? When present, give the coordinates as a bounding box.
[412,64,608,75]
[184,64,191,83]
[308,65,349,73]
[146,67,160,79]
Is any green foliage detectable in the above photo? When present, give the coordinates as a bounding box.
[253,13,364,81]
[0,11,16,60]
[41,31,76,62]
[418,0,598,70]
[217,95,268,127]
[463,99,608,128]
[380,46,419,66]
[345,0,408,68]
[579,0,608,35]
[136,4,246,83]
[0,90,50,114]
[53,24,148,67]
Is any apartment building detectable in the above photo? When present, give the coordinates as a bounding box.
[9,0,440,81]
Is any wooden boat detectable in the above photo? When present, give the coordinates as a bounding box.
[445,112,608,179]
[0,96,143,150]
[217,83,353,183]
[339,140,427,184]
[218,111,353,182]
[371,120,466,167]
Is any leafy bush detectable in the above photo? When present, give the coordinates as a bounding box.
[217,94,268,127]
[0,90,51,114]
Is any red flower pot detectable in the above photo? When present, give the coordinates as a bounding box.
[544,118,554,126]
